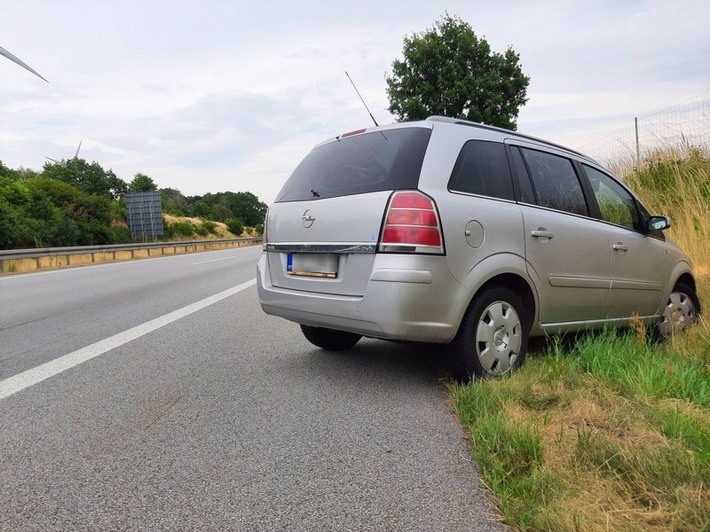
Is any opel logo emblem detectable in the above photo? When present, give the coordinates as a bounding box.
[302,209,316,228]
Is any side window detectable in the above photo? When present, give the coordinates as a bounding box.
[584,165,640,230]
[448,141,515,200]
[520,148,589,216]
[509,146,536,204]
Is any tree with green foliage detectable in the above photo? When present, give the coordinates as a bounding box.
[188,191,266,226]
[0,161,40,181]
[0,195,19,248]
[0,177,56,247]
[0,174,118,249]
[160,188,188,216]
[28,178,114,245]
[386,14,530,130]
[0,161,18,179]
[129,173,158,192]
[42,159,128,200]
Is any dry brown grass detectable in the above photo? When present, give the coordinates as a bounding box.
[491,375,709,531]
[163,214,257,239]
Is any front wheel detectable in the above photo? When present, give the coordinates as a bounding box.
[300,325,362,351]
[655,282,701,338]
[447,286,529,381]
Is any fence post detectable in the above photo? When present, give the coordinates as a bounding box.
[634,117,640,164]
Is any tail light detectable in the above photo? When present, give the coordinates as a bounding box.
[379,191,444,254]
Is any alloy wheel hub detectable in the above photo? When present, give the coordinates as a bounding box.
[494,328,508,349]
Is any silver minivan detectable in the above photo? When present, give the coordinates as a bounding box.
[257,117,701,379]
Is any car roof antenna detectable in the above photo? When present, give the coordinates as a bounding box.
[345,71,379,127]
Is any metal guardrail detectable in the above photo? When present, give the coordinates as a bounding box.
[0,238,264,275]
[0,238,263,260]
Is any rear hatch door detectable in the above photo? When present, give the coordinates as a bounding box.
[266,192,390,296]
[265,125,432,297]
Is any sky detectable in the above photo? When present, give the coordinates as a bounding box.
[2,0,709,204]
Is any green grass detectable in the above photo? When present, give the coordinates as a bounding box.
[569,330,710,406]
[450,330,710,531]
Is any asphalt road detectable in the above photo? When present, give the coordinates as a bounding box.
[0,247,503,531]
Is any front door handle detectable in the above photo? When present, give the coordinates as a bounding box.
[613,243,629,252]
[531,230,553,240]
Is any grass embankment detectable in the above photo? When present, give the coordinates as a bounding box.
[451,147,710,531]
[162,215,261,240]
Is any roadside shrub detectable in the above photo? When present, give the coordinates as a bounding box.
[170,221,196,237]
[225,217,244,236]
[254,223,264,236]
[106,225,133,244]
[0,196,21,248]
[162,218,174,239]
[202,220,218,234]
[48,217,81,247]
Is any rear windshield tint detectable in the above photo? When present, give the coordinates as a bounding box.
[275,127,432,202]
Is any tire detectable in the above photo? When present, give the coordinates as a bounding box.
[447,286,529,382]
[654,282,701,339]
[300,325,362,351]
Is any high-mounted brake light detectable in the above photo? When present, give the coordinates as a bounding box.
[340,128,366,138]
[379,191,444,254]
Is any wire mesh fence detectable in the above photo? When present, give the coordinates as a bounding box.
[580,89,710,170]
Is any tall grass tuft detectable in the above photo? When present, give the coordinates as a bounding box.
[568,330,710,407]
[623,145,710,303]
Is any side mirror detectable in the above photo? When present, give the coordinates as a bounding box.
[647,216,670,232]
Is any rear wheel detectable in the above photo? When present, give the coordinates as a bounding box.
[447,286,529,381]
[300,325,362,351]
[655,283,700,338]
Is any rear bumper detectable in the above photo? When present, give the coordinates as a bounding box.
[256,252,468,343]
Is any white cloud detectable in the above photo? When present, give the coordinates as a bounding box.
[2,0,709,203]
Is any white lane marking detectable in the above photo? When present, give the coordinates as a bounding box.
[191,256,239,265]
[0,279,256,400]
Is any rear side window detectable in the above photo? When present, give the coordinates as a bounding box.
[448,141,514,200]
[520,148,589,216]
[275,128,431,202]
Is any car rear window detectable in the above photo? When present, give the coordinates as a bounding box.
[275,127,432,202]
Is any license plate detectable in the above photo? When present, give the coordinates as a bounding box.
[287,253,338,278]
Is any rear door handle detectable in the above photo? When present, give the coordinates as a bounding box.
[613,243,629,252]
[531,230,553,240]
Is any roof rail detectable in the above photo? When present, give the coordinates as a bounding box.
[426,116,594,162]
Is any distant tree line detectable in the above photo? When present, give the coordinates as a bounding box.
[0,158,267,250]
[160,188,266,227]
